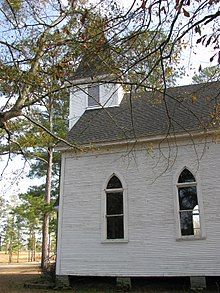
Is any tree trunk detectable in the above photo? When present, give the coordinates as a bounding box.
[41,96,54,269]
[28,249,30,262]
[41,146,53,269]
[17,227,20,263]
[17,247,20,263]
[8,242,12,263]
[33,232,36,262]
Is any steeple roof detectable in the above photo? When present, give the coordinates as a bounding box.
[74,41,119,80]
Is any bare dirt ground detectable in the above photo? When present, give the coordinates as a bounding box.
[0,264,51,293]
[0,251,65,293]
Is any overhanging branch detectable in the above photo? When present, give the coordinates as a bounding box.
[23,114,81,151]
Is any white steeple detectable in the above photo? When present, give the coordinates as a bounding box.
[68,52,124,130]
[69,78,124,130]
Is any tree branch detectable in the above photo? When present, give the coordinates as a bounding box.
[23,114,81,150]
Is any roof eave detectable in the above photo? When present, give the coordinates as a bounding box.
[70,74,119,85]
[55,128,220,152]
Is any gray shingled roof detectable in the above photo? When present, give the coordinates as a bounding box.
[66,81,220,145]
[74,55,108,79]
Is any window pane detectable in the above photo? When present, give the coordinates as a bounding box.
[178,169,195,183]
[178,186,198,210]
[107,175,122,189]
[193,205,201,236]
[107,193,123,215]
[88,85,99,107]
[107,216,124,239]
[180,211,194,236]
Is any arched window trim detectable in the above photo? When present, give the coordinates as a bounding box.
[105,174,124,193]
[177,167,197,184]
[176,168,198,199]
[175,167,206,241]
[101,172,128,243]
[103,173,126,190]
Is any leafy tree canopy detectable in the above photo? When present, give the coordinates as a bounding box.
[192,65,220,84]
[0,0,219,143]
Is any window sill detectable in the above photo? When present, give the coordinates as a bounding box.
[101,239,128,244]
[176,235,206,241]
[86,105,102,110]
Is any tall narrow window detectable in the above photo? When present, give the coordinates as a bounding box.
[88,84,100,107]
[177,169,201,237]
[105,175,124,239]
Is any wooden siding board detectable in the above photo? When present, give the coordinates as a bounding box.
[57,140,220,277]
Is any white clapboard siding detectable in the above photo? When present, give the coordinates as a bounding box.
[56,139,220,277]
[69,87,87,129]
[100,83,124,107]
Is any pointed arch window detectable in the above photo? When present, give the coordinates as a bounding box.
[177,168,201,237]
[104,175,125,240]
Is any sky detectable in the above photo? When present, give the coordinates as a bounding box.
[0,0,218,201]
[0,157,43,201]
[179,44,217,85]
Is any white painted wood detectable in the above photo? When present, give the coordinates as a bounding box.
[69,87,87,129]
[68,83,124,129]
[100,83,124,107]
[57,139,220,277]
[56,156,66,275]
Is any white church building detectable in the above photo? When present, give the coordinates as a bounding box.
[55,58,220,287]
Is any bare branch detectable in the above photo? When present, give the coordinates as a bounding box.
[23,114,81,150]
